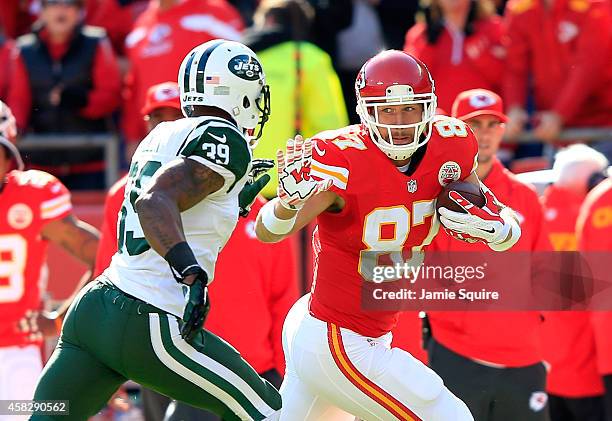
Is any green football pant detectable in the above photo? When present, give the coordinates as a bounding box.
[31,279,281,420]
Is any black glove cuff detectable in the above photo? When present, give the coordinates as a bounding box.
[164,242,200,281]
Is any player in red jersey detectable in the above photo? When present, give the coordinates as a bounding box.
[255,50,522,420]
[0,102,99,407]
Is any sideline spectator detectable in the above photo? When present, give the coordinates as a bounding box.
[404,0,505,113]
[576,178,612,420]
[122,0,244,158]
[8,0,121,189]
[425,89,552,421]
[540,144,608,421]
[242,0,348,198]
[503,0,612,147]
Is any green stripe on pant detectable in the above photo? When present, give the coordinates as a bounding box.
[150,313,273,420]
[31,279,281,421]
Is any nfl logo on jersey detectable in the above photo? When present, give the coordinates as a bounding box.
[407,179,418,193]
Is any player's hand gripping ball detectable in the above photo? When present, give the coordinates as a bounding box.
[436,181,508,244]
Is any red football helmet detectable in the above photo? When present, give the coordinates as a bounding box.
[355,50,437,160]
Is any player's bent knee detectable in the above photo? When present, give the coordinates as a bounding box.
[388,348,444,403]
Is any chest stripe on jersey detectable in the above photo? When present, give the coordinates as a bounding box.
[326,323,421,421]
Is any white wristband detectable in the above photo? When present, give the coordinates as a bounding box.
[488,208,521,251]
[261,199,297,236]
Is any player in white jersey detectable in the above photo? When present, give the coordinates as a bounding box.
[31,40,281,421]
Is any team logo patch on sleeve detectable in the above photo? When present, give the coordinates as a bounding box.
[7,203,33,230]
[438,161,461,186]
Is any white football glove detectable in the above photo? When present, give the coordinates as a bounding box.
[438,184,520,249]
[277,135,332,210]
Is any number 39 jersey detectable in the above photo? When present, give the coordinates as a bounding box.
[308,117,478,337]
[105,116,252,318]
[0,170,72,347]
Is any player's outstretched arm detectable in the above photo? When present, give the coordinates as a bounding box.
[134,158,224,258]
[35,214,100,330]
[42,214,100,266]
[438,172,521,251]
[255,135,342,243]
[135,158,224,340]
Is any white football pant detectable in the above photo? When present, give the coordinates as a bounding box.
[0,344,43,421]
[279,295,473,421]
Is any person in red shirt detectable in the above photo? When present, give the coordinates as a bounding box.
[7,0,122,189]
[122,0,244,158]
[420,89,552,421]
[576,177,612,420]
[256,52,522,419]
[95,81,297,421]
[503,0,612,143]
[404,0,505,113]
[540,144,608,421]
[0,103,99,406]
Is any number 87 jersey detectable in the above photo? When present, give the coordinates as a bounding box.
[308,117,478,338]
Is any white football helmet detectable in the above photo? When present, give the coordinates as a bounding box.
[178,39,270,143]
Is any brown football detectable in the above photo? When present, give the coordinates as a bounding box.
[436,181,486,214]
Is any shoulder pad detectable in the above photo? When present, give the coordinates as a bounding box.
[180,120,251,191]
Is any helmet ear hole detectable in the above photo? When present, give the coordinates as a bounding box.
[243,96,250,109]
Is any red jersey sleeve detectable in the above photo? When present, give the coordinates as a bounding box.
[34,172,72,222]
[438,117,479,180]
[309,136,352,200]
[94,177,127,276]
